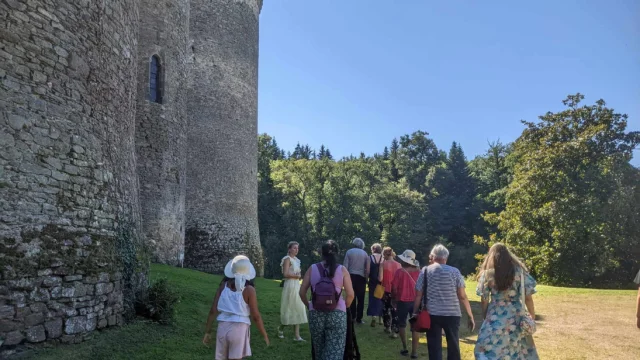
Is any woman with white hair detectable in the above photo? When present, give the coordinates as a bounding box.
[203,255,270,359]
[343,237,370,324]
[413,244,474,360]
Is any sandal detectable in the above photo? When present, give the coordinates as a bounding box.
[293,337,305,342]
[277,330,284,339]
[410,355,418,359]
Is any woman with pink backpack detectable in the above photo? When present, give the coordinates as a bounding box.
[300,240,355,360]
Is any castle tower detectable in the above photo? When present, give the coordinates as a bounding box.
[185,0,264,274]
[135,0,190,265]
[0,0,144,347]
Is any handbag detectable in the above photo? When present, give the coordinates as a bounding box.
[412,268,431,332]
[519,271,536,336]
[373,284,385,299]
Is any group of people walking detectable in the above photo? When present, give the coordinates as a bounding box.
[203,238,541,360]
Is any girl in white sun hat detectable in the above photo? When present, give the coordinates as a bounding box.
[203,255,270,360]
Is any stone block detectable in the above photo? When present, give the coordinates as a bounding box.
[8,278,37,290]
[10,292,26,307]
[64,275,82,282]
[25,325,46,342]
[86,316,97,332]
[42,276,62,287]
[53,267,71,276]
[15,307,31,319]
[107,315,116,326]
[61,286,75,298]
[29,288,50,302]
[50,286,62,299]
[0,320,22,332]
[3,330,24,346]
[29,302,48,314]
[37,269,53,276]
[0,305,15,319]
[24,312,45,327]
[95,282,114,295]
[97,317,107,329]
[44,318,62,339]
[73,282,87,297]
[64,316,87,334]
[97,273,110,283]
[7,114,31,131]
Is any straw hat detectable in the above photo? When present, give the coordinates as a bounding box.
[397,249,420,267]
[223,255,256,291]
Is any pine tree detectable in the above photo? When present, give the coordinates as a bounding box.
[382,146,390,160]
[325,148,333,160]
[390,138,399,155]
[318,145,327,159]
[292,143,302,159]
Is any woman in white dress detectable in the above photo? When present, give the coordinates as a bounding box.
[278,241,308,341]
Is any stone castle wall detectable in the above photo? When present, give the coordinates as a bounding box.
[184,0,263,275]
[0,0,144,348]
[135,0,190,266]
[0,0,263,352]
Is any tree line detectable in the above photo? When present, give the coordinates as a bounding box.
[257,94,640,288]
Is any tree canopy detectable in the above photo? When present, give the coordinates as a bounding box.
[257,94,640,288]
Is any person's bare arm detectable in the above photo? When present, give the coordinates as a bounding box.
[365,255,371,279]
[203,282,224,345]
[299,267,312,308]
[343,266,355,307]
[282,257,299,279]
[413,289,423,315]
[525,294,535,320]
[245,286,270,346]
[457,287,475,331]
[481,297,489,320]
[378,258,384,283]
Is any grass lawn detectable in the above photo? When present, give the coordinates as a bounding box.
[19,264,639,360]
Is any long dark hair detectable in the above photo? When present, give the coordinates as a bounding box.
[479,243,527,291]
[220,276,255,289]
[321,240,339,277]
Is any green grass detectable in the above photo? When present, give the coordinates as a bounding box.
[19,264,639,360]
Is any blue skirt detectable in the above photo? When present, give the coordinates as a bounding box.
[367,281,384,316]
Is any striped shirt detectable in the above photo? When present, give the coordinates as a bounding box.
[415,263,465,317]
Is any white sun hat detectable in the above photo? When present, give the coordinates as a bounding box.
[223,255,256,291]
[397,249,420,267]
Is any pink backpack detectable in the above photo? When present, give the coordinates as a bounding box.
[312,263,342,312]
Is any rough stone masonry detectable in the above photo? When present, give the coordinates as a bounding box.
[0,0,264,351]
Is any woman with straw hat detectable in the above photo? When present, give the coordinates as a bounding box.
[203,255,270,359]
[391,250,421,358]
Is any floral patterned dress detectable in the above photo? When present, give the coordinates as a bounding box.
[474,268,539,360]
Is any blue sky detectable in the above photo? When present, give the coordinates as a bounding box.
[257,0,640,165]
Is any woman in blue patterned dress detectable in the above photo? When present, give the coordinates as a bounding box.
[474,243,539,360]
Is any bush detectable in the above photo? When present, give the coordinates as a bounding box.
[135,278,179,324]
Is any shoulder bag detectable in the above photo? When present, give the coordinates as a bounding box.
[412,268,431,332]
